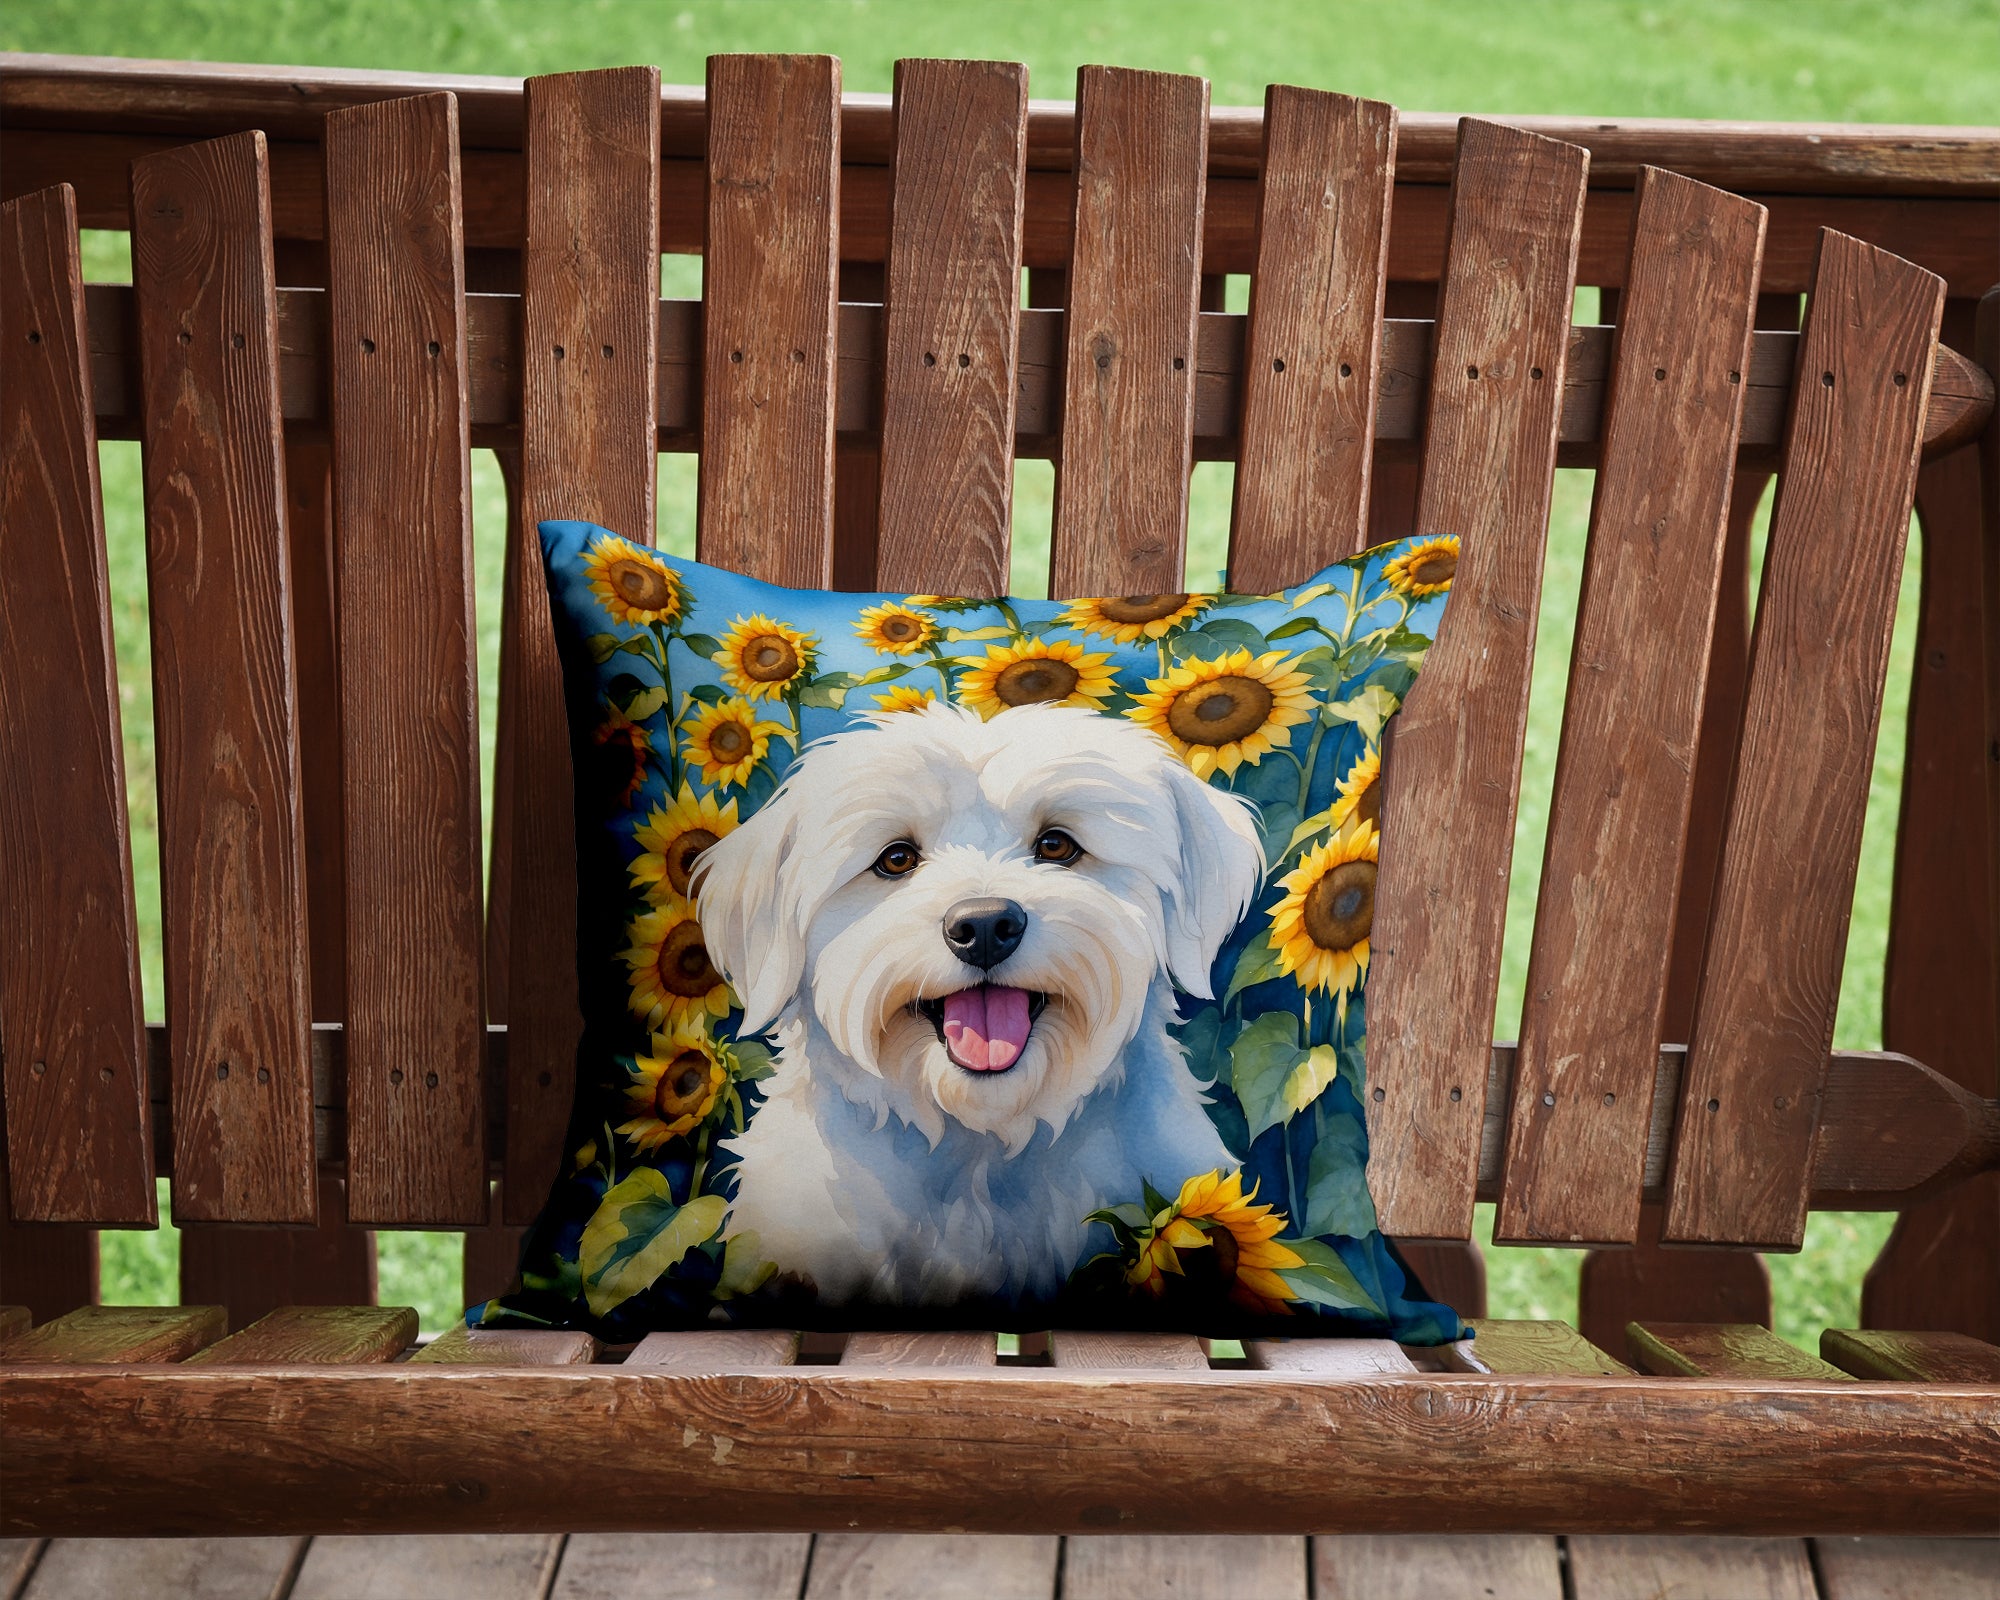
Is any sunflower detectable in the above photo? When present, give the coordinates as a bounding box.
[853,601,938,655]
[1269,818,1379,1000]
[583,536,686,627]
[906,593,988,614]
[714,614,816,700]
[630,785,739,904]
[593,701,654,809]
[616,1017,729,1151]
[680,698,787,789]
[1329,744,1382,830]
[1061,592,1211,644]
[1125,1169,1304,1317]
[957,636,1118,719]
[1382,535,1460,597]
[623,903,732,1026]
[872,684,940,715]
[1126,648,1315,778]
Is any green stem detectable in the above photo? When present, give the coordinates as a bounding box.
[652,624,681,792]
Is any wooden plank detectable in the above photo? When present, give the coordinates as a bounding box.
[290,1535,561,1600]
[698,53,840,587]
[873,58,1027,597]
[1814,1537,2000,1600]
[1499,170,1765,1247]
[1566,1536,1817,1600]
[0,1310,27,1342]
[0,1305,224,1363]
[1981,291,2000,1147]
[1229,88,1396,586]
[552,1534,814,1600]
[461,1176,525,1311]
[0,184,152,1225]
[1048,1330,1208,1370]
[1391,1238,1486,1318]
[808,1535,1059,1600]
[1363,120,1589,1241]
[842,1331,997,1367]
[178,1172,375,1329]
[1244,1338,1418,1374]
[129,131,317,1225]
[1627,1322,1849,1381]
[1048,66,1208,599]
[1577,1202,1770,1366]
[412,1323,599,1366]
[1315,1535,1562,1600]
[1065,1537,1306,1600]
[323,92,487,1226]
[1666,232,1946,1249]
[185,1304,416,1365]
[501,67,661,1227]
[1439,1319,1634,1376]
[625,1329,801,1367]
[1822,1329,2000,1382]
[0,1177,97,1324]
[21,1537,304,1600]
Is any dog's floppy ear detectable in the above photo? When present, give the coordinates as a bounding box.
[1159,760,1267,997]
[689,780,808,1034]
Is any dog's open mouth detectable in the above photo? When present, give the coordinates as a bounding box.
[915,985,1047,1073]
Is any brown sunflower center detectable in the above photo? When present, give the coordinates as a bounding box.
[657,921,720,997]
[654,1050,714,1119]
[1303,860,1377,953]
[1167,676,1275,746]
[706,720,752,762]
[664,828,720,897]
[610,558,675,611]
[742,635,800,683]
[877,613,925,644]
[1098,593,1190,625]
[995,657,1079,706]
[1352,775,1381,827]
[1408,550,1457,588]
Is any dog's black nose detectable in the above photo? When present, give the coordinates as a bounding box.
[943,897,1027,970]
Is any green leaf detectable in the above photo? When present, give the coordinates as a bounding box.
[1289,644,1347,692]
[586,633,623,664]
[853,663,911,686]
[1177,618,1270,661]
[624,686,669,720]
[1322,682,1401,742]
[1276,1236,1383,1315]
[579,1172,728,1318]
[1223,927,1287,1006]
[1284,804,1338,859]
[1229,1010,1304,1140]
[730,1038,776,1083]
[797,682,850,709]
[716,1231,776,1298]
[944,624,1014,643]
[1282,1043,1342,1119]
[1287,581,1336,610]
[684,681,727,706]
[1303,1113,1379,1238]
[679,632,723,660]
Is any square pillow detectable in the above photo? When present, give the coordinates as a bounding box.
[476,523,1467,1344]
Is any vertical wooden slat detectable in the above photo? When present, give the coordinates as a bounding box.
[178,1172,376,1328]
[129,132,317,1224]
[1666,231,1945,1249]
[1363,121,1589,1240]
[873,57,1028,598]
[502,67,661,1224]
[834,259,886,592]
[1230,88,1397,588]
[323,93,487,1225]
[698,54,840,587]
[1365,282,1437,548]
[0,1176,98,1323]
[1496,170,1765,1246]
[483,446,523,1030]
[0,184,153,1225]
[1576,1201,1770,1365]
[1048,66,1209,600]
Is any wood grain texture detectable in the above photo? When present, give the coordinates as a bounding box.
[178,1171,376,1327]
[185,1304,416,1365]
[625,1329,801,1367]
[1441,1319,1634,1376]
[1627,1322,1849,1380]
[552,1534,814,1600]
[1048,66,1209,599]
[20,1537,304,1600]
[323,92,487,1226]
[0,184,153,1225]
[1821,1328,2000,1382]
[1229,88,1396,587]
[698,54,840,587]
[1981,292,2000,1165]
[500,68,661,1226]
[1577,1202,1770,1366]
[808,1535,1059,1600]
[1245,1338,1418,1374]
[1666,232,1946,1249]
[1565,1537,1817,1600]
[1315,1535,1562,1600]
[0,1304,224,1363]
[1814,1537,2000,1600]
[289,1535,560,1600]
[0,1174,97,1323]
[1065,1537,1306,1600]
[842,1331,997,1367]
[128,132,316,1225]
[1499,171,1765,1246]
[412,1323,599,1366]
[873,59,1027,597]
[1363,121,1590,1240]
[1048,1330,1208,1370]
[0,1309,27,1342]
[460,1174,524,1312]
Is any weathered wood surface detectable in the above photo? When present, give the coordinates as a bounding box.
[1565,1536,1818,1600]
[1626,1322,1849,1381]
[842,1331,997,1367]
[0,1188,97,1325]
[551,1533,814,1600]
[1821,1329,2000,1383]
[19,1536,306,1600]
[0,1308,28,1342]
[323,92,487,1226]
[1244,1338,1417,1374]
[809,1535,1059,1600]
[288,1534,561,1600]
[1315,1535,1562,1600]
[178,1172,376,1329]
[1048,1330,1208,1370]
[625,1328,801,1367]
[411,1323,598,1366]
[1064,1536,1306,1600]
[0,1305,224,1363]
[1577,1201,1771,1365]
[1442,1319,1635,1376]
[1813,1537,2000,1600]
[0,184,153,1225]
[185,1304,415,1366]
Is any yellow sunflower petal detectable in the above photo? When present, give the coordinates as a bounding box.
[1382,535,1459,598]
[957,635,1118,719]
[583,536,685,627]
[714,613,817,701]
[1127,648,1316,777]
[1269,820,1380,999]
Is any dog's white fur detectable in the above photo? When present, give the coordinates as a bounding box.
[693,701,1265,1308]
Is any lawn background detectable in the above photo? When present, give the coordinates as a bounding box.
[9,0,1994,1339]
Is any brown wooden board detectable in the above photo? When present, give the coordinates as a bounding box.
[1048,1330,1207,1370]
[1362,121,1590,1241]
[1576,1202,1770,1366]
[1245,1338,1417,1374]
[1981,292,2000,1148]
[1627,1321,1849,1380]
[1821,1328,2000,1382]
[412,1323,599,1366]
[289,1535,561,1600]
[178,1170,376,1327]
[186,1304,416,1364]
[1666,232,1946,1249]
[0,1309,28,1342]
[1441,1319,1634,1376]
[1499,171,1765,1247]
[872,59,1028,597]
[625,1329,801,1367]
[698,54,840,588]
[1065,1537,1306,1600]
[1814,1537,2000,1600]
[460,1176,524,1311]
[806,1534,1059,1600]
[128,132,317,1225]
[0,1304,224,1363]
[1229,88,1396,587]
[0,185,152,1225]
[1565,1537,1817,1600]
[20,1536,306,1600]
[500,68,662,1226]
[841,1331,997,1367]
[1047,66,1208,599]
[322,93,488,1226]
[1315,1535,1562,1600]
[553,1534,815,1600]
[0,1173,97,1323]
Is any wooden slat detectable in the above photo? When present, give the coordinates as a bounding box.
[1064,1537,1306,1600]
[0,1304,224,1363]
[1981,292,2000,1130]
[0,1309,28,1342]
[698,53,840,586]
[1499,170,1765,1246]
[1666,232,1947,1248]
[1576,1202,1769,1366]
[290,1535,561,1600]
[1566,1537,1817,1600]
[1048,1330,1208,1370]
[872,58,1027,597]
[0,1178,97,1324]
[128,131,316,1225]
[323,92,487,1226]
[1438,1319,1634,1376]
[1821,1328,2000,1382]
[1245,1338,1418,1374]
[1315,1535,1562,1600]
[20,1537,305,1600]
[807,1535,1058,1600]
[412,1323,599,1366]
[1814,1537,2000,1600]
[625,1329,801,1367]
[841,1331,997,1367]
[1363,120,1590,1240]
[185,1304,416,1365]
[1047,65,1208,599]
[460,1176,524,1311]
[0,184,152,1225]
[1627,1322,1849,1380]
[1229,88,1396,586]
[552,1534,814,1600]
[499,67,661,1226]
[178,1171,376,1328]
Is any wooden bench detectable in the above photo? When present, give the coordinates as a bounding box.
[0,52,1997,1542]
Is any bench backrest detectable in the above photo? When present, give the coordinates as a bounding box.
[0,57,1989,1281]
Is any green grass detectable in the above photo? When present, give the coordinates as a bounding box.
[29,0,1975,1338]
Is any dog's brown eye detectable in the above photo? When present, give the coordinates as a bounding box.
[1034,828,1082,865]
[873,840,921,878]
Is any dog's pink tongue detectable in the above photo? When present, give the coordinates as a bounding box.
[942,985,1033,1071]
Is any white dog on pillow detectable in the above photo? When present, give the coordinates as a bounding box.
[693,700,1265,1309]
